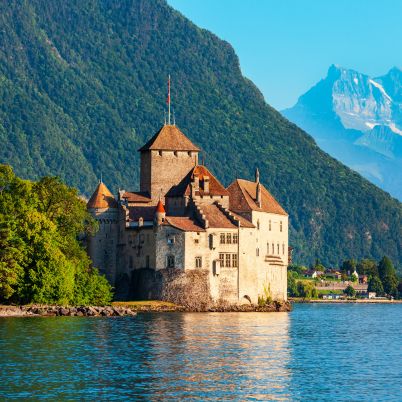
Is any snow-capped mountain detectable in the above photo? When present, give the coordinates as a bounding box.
[282,65,402,201]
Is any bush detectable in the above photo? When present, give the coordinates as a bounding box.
[0,165,113,305]
[344,285,356,298]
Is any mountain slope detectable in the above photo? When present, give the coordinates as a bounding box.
[0,0,401,266]
[283,65,402,201]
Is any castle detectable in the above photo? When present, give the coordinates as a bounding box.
[87,121,289,304]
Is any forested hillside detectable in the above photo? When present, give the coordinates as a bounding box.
[0,0,401,266]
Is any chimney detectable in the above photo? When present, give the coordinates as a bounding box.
[255,167,260,183]
[191,174,200,196]
[203,175,210,195]
[256,182,262,208]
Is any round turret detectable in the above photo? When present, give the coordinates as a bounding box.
[155,200,166,225]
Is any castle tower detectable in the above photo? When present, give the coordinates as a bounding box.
[138,125,199,203]
[154,200,166,225]
[87,180,119,285]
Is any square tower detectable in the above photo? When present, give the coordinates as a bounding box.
[139,125,199,204]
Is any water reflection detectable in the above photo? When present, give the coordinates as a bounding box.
[0,313,291,400]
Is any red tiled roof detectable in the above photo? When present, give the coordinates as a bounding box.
[156,200,165,213]
[87,182,117,209]
[121,191,152,203]
[165,216,206,232]
[138,125,200,152]
[128,206,156,222]
[227,179,287,216]
[201,204,238,229]
[166,165,229,197]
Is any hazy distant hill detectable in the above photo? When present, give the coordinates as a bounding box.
[283,65,402,201]
[0,0,401,266]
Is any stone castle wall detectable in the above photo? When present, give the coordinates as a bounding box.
[87,207,119,285]
[140,150,198,203]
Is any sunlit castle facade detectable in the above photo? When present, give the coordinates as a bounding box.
[87,90,289,304]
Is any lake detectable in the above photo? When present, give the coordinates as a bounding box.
[0,304,401,401]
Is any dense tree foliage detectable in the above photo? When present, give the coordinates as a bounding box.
[356,259,378,276]
[368,276,384,296]
[0,0,401,266]
[0,165,112,305]
[377,256,399,297]
[344,285,356,298]
[341,259,357,273]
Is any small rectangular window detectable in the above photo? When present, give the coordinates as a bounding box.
[269,220,272,231]
[219,253,224,267]
[280,221,283,232]
[232,254,238,267]
[277,244,280,254]
[194,239,199,244]
[272,243,274,254]
[225,254,231,267]
[233,233,238,244]
[167,255,175,268]
[226,233,232,244]
[195,256,202,268]
[220,233,226,244]
[282,243,285,255]
[256,248,259,257]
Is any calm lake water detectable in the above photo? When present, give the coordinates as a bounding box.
[0,304,401,401]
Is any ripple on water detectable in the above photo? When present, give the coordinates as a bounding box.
[0,305,401,401]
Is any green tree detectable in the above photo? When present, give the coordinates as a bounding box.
[287,271,298,297]
[344,285,356,298]
[356,259,378,276]
[288,264,308,276]
[0,165,112,305]
[297,281,317,299]
[367,276,384,296]
[378,257,398,297]
[398,281,402,299]
[341,259,356,274]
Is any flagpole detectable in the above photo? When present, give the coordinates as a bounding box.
[168,75,171,125]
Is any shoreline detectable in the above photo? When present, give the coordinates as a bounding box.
[291,298,402,304]
[0,300,291,317]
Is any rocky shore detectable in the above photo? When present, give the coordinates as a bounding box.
[0,305,137,317]
[0,300,291,317]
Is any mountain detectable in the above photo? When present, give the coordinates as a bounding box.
[0,0,401,266]
[283,65,402,200]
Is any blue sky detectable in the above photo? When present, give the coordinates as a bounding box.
[168,0,402,110]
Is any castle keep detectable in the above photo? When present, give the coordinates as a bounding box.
[87,122,289,304]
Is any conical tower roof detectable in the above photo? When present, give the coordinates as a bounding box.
[138,125,200,152]
[155,200,166,213]
[87,181,117,209]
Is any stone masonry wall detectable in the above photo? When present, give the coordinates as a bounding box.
[140,150,198,203]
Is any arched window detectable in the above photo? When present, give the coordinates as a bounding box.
[277,243,280,254]
[272,243,274,254]
[167,255,175,268]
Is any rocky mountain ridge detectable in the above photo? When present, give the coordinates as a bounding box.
[283,65,402,200]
